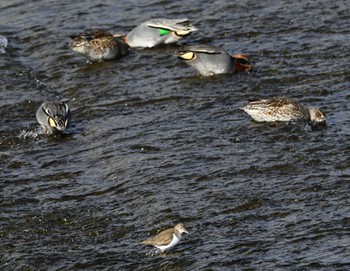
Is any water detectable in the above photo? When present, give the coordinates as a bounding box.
[1,0,350,270]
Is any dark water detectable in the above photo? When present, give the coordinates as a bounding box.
[1,0,350,270]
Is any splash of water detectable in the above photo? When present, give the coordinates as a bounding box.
[145,248,161,257]
[0,35,8,54]
[18,128,42,140]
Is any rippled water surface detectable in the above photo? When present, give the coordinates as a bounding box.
[1,0,350,270]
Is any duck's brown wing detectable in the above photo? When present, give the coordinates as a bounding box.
[90,35,116,51]
[246,98,306,120]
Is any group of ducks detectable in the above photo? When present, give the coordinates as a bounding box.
[68,18,253,76]
[33,18,325,136]
[2,18,327,253]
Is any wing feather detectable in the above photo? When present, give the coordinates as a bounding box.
[141,228,174,246]
[147,18,197,32]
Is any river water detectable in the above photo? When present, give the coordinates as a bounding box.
[1,0,350,270]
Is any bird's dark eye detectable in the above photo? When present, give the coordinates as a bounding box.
[237,58,250,65]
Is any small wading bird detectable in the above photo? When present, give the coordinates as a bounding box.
[242,97,326,124]
[69,29,130,61]
[141,223,189,253]
[36,101,71,134]
[124,18,197,48]
[177,44,252,76]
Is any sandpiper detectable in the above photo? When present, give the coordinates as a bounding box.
[242,97,326,124]
[141,223,189,253]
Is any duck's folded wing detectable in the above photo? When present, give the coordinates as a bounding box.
[147,18,197,32]
[179,45,225,55]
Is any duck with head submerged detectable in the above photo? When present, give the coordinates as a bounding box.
[177,44,252,76]
[36,101,72,134]
[69,29,130,62]
[122,18,197,48]
[242,97,326,124]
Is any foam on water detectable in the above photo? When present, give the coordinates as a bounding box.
[0,35,7,54]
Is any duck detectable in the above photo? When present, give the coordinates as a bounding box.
[177,45,253,76]
[141,223,189,253]
[36,101,71,134]
[177,45,252,76]
[69,29,130,61]
[124,18,197,48]
[242,97,326,124]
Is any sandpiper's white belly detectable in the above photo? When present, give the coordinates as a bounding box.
[155,234,180,252]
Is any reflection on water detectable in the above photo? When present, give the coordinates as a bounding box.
[1,0,350,270]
